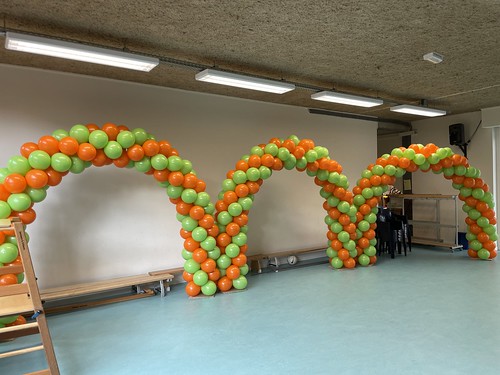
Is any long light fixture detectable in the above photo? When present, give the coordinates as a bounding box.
[390,104,446,117]
[195,68,295,94]
[311,91,383,108]
[5,32,159,72]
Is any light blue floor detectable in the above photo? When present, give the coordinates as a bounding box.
[2,247,499,375]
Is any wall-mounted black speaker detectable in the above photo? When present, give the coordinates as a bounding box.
[449,123,465,146]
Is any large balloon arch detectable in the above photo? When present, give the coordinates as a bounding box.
[0,124,497,303]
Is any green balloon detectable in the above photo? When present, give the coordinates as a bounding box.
[205,203,215,215]
[167,156,183,171]
[427,153,440,165]
[181,160,193,174]
[358,220,370,232]
[364,245,377,257]
[228,202,243,217]
[284,154,297,170]
[361,169,372,179]
[151,154,168,170]
[208,247,221,260]
[25,187,47,203]
[362,188,374,199]
[134,157,151,173]
[295,157,307,169]
[372,186,384,197]
[305,150,318,163]
[337,201,350,213]
[103,141,123,159]
[181,216,198,231]
[88,130,109,149]
[394,167,406,178]
[201,280,217,295]
[372,165,384,176]
[465,232,476,241]
[232,232,247,246]
[468,209,481,220]
[28,150,51,170]
[484,225,497,235]
[471,188,485,200]
[184,259,201,273]
[116,131,136,148]
[327,196,340,207]
[225,243,240,258]
[345,240,356,252]
[264,143,279,156]
[238,197,253,210]
[52,129,69,141]
[454,165,466,176]
[277,147,291,161]
[194,192,210,207]
[330,222,343,234]
[51,153,72,172]
[306,168,318,177]
[132,128,148,145]
[358,254,370,266]
[201,236,216,251]
[478,249,490,260]
[0,201,12,219]
[338,231,350,243]
[384,165,396,176]
[365,213,377,224]
[217,211,233,225]
[69,125,90,143]
[250,146,264,156]
[331,257,344,269]
[436,148,448,159]
[324,215,334,226]
[182,248,193,260]
[470,240,482,251]
[258,166,272,180]
[462,204,472,213]
[217,254,231,269]
[246,167,260,182]
[0,243,18,263]
[7,193,31,212]
[193,270,209,286]
[69,156,86,174]
[181,189,197,204]
[232,275,248,290]
[192,227,208,242]
[319,188,331,199]
[0,315,19,325]
[477,216,490,228]
[8,156,31,175]
[353,194,366,206]
[240,264,249,276]
[222,179,236,192]
[232,170,248,184]
[460,187,472,197]
[413,154,426,165]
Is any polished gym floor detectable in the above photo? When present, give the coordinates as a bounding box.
[1,246,499,375]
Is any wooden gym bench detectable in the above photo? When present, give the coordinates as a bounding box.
[40,271,175,314]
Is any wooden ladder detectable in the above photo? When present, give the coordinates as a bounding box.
[0,218,60,375]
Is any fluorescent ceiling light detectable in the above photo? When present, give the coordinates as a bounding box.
[5,32,159,72]
[195,69,295,94]
[390,104,446,117]
[311,91,383,108]
[423,52,444,64]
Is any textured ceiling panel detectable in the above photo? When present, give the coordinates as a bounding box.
[1,0,499,123]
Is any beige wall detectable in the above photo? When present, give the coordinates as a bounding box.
[0,64,377,288]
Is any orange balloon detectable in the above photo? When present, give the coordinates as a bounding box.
[261,154,274,167]
[168,171,185,187]
[91,149,110,167]
[183,237,200,252]
[5,315,26,327]
[77,143,97,161]
[235,184,249,198]
[179,229,191,239]
[331,239,343,251]
[183,271,194,282]
[207,225,219,237]
[225,222,240,236]
[248,155,262,168]
[233,214,248,227]
[58,137,79,155]
[235,160,249,172]
[194,180,206,193]
[217,233,231,247]
[344,257,356,269]
[192,248,208,263]
[338,214,351,226]
[38,135,59,156]
[208,268,221,281]
[246,181,260,194]
[4,173,27,193]
[24,169,48,189]
[293,146,305,159]
[223,191,238,205]
[338,249,350,261]
[142,140,160,157]
[201,258,217,273]
[468,249,478,258]
[189,206,205,220]
[0,273,18,286]
[176,202,193,216]
[217,276,233,292]
[45,168,63,186]
[282,139,296,153]
[232,254,247,267]
[113,153,131,168]
[185,281,201,297]
[16,208,36,224]
[226,265,241,280]
[20,142,39,158]
[86,124,99,132]
[359,204,371,216]
[198,214,215,229]
[127,145,145,162]
[157,140,172,156]
[183,173,198,189]
[272,158,283,171]
[102,123,119,141]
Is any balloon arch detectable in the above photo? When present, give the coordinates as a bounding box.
[0,123,497,300]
